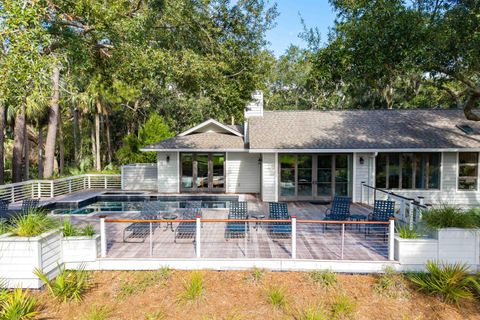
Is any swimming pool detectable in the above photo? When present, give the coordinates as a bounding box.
[51,195,238,215]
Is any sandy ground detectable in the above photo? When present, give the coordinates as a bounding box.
[33,270,480,320]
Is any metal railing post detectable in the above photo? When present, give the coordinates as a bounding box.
[88,176,91,189]
[244,221,248,257]
[399,200,406,222]
[11,186,14,203]
[100,215,107,258]
[196,216,201,258]
[417,196,425,222]
[31,183,34,198]
[37,182,41,198]
[149,222,153,257]
[291,216,297,259]
[50,181,54,198]
[388,218,395,261]
[408,200,415,230]
[341,223,345,260]
[104,176,107,189]
[360,182,365,204]
[68,180,72,193]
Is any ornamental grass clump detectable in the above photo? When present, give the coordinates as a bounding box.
[9,209,59,237]
[408,261,477,305]
[63,219,96,237]
[396,225,418,239]
[422,205,479,229]
[0,288,38,320]
[178,271,204,302]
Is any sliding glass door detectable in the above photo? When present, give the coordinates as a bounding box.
[279,154,352,201]
[180,153,225,192]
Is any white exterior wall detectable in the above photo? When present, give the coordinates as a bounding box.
[226,152,261,193]
[157,152,179,193]
[121,164,158,191]
[353,153,376,202]
[261,153,277,202]
[354,152,480,206]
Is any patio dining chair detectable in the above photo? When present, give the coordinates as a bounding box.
[225,201,248,239]
[365,200,395,240]
[174,206,198,243]
[123,201,160,243]
[0,200,10,221]
[322,196,352,232]
[268,202,291,238]
[21,198,40,215]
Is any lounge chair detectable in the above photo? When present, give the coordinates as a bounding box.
[0,200,10,221]
[322,196,352,231]
[268,202,291,238]
[225,201,248,239]
[174,206,199,243]
[21,198,40,215]
[123,201,160,243]
[365,200,395,240]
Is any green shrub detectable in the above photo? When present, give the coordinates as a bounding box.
[308,270,337,289]
[408,261,475,304]
[0,288,38,320]
[34,264,90,302]
[422,205,478,229]
[63,219,96,237]
[266,286,286,309]
[10,210,59,237]
[396,225,418,239]
[178,271,204,302]
[330,295,355,319]
[374,266,409,299]
[0,221,8,235]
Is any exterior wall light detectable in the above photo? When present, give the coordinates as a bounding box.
[166,155,170,163]
[359,157,364,165]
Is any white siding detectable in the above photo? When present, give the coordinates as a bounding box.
[122,164,157,191]
[261,153,277,202]
[226,152,261,193]
[157,152,179,193]
[353,153,376,202]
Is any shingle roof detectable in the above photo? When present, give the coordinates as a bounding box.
[248,109,480,150]
[142,132,246,151]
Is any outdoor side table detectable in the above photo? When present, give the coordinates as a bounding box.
[349,214,367,230]
[249,213,266,231]
[162,213,178,232]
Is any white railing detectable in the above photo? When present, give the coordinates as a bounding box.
[0,174,121,203]
[360,182,429,229]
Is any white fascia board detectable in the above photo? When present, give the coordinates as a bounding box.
[140,148,247,152]
[178,119,243,137]
[247,148,480,153]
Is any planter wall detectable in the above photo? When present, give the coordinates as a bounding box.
[62,235,100,264]
[394,236,438,266]
[0,229,62,289]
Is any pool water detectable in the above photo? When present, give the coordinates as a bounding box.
[51,200,231,215]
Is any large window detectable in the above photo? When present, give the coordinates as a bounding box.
[458,152,478,191]
[375,153,441,189]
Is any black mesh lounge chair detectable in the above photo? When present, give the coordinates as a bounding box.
[0,200,10,221]
[174,206,199,243]
[322,196,352,231]
[268,202,291,238]
[225,201,248,239]
[21,198,39,215]
[123,201,160,243]
[365,200,395,240]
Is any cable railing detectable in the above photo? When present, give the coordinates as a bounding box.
[360,182,429,229]
[99,216,395,261]
[0,174,121,203]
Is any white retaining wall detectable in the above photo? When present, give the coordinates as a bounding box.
[62,235,100,263]
[122,164,158,191]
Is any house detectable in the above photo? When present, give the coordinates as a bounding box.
[126,92,480,206]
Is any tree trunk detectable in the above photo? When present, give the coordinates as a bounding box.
[0,105,5,184]
[58,111,64,175]
[44,64,60,178]
[12,105,26,183]
[463,91,480,121]
[91,121,96,169]
[38,128,44,178]
[94,99,102,171]
[106,113,113,164]
[72,107,81,167]
[24,134,29,180]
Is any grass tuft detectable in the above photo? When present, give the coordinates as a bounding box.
[374,266,410,299]
[293,305,328,320]
[144,310,165,320]
[245,267,265,285]
[266,285,287,309]
[9,209,59,237]
[178,271,204,302]
[330,295,355,320]
[118,268,172,299]
[63,219,96,237]
[81,305,112,320]
[308,270,337,289]
[408,260,476,304]
[34,264,90,302]
[396,225,418,239]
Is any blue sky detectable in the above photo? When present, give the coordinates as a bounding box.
[266,0,336,56]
